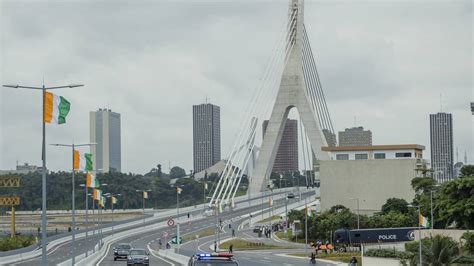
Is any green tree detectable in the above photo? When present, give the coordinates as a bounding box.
[436,176,474,229]
[411,177,437,194]
[169,166,186,179]
[460,165,474,177]
[405,236,459,265]
[381,198,410,214]
[461,232,474,255]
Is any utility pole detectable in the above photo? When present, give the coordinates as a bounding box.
[3,83,83,265]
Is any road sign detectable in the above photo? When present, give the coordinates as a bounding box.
[167,219,175,227]
[162,231,168,238]
[171,236,182,244]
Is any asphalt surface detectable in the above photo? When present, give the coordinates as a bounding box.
[11,188,318,265]
[97,189,321,266]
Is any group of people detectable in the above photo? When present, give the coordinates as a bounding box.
[256,226,272,238]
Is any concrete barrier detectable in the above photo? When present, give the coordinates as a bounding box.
[156,249,189,266]
[362,256,401,266]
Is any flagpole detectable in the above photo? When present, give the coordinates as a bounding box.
[305,196,308,257]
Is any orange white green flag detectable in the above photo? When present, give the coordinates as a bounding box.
[44,91,71,124]
[86,173,99,188]
[73,150,93,171]
[419,214,430,228]
[93,188,102,201]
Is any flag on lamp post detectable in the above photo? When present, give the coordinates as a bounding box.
[419,214,430,228]
[73,150,93,171]
[93,188,102,201]
[86,173,99,188]
[143,191,148,199]
[177,187,182,194]
[43,91,71,124]
[112,196,117,205]
[269,197,273,207]
[204,183,208,190]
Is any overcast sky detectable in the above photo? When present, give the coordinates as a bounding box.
[1,0,472,174]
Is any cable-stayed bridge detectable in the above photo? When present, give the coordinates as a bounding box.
[209,0,335,211]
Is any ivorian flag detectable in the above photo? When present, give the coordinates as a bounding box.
[306,206,313,217]
[86,173,100,188]
[419,214,430,228]
[93,188,102,201]
[177,187,182,194]
[112,196,117,204]
[269,197,273,207]
[143,191,148,199]
[44,91,71,124]
[73,150,93,171]
[99,196,106,208]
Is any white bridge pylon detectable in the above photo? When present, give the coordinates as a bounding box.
[209,0,334,210]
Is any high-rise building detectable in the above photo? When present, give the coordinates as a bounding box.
[90,108,121,173]
[430,112,454,183]
[263,119,298,173]
[338,126,372,146]
[193,103,221,173]
[471,102,474,115]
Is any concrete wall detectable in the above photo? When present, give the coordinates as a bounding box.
[320,159,417,213]
[362,256,402,266]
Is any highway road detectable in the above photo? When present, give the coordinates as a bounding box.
[97,189,321,266]
[10,188,317,265]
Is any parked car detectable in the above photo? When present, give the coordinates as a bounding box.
[287,193,295,199]
[253,225,262,233]
[113,243,132,261]
[127,248,150,265]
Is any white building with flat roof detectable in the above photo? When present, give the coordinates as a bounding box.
[319,144,426,214]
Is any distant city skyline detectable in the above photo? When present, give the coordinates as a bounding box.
[1,1,472,173]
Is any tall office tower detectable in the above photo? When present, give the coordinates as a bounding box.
[193,103,221,173]
[90,108,121,173]
[338,126,372,146]
[430,112,454,182]
[263,119,298,173]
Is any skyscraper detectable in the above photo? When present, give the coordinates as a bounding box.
[193,103,221,173]
[90,108,121,173]
[430,112,454,183]
[263,119,298,173]
[338,126,372,146]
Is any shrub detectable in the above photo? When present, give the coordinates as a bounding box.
[365,248,411,259]
[0,236,36,251]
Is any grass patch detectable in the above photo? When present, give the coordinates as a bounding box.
[182,227,215,242]
[257,215,281,223]
[287,252,362,265]
[219,238,292,251]
[0,236,37,251]
[274,229,306,244]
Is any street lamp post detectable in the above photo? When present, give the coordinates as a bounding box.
[409,204,422,266]
[3,83,83,265]
[350,198,360,229]
[136,189,152,223]
[104,193,121,235]
[51,142,95,265]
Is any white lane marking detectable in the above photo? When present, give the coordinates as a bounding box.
[147,243,175,266]
[260,260,272,263]
[96,241,112,265]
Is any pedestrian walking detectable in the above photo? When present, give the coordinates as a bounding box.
[214,241,217,252]
[229,244,233,254]
[232,228,235,237]
[349,256,358,266]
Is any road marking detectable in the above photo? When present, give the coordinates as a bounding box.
[147,243,175,266]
